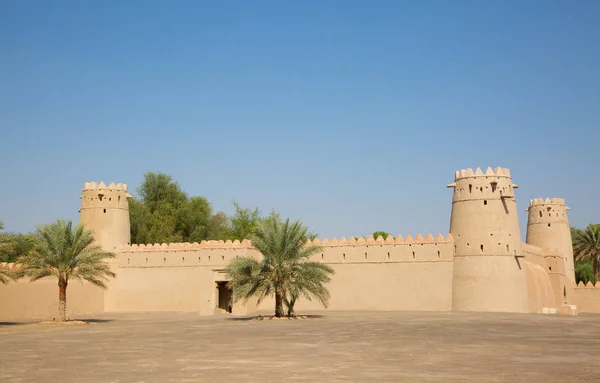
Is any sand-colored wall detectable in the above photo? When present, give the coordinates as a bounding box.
[573,282,600,313]
[79,182,131,252]
[255,234,455,312]
[107,242,259,315]
[448,167,528,313]
[522,244,557,312]
[0,265,105,321]
[525,198,575,283]
[109,234,454,315]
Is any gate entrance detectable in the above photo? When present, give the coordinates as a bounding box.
[216,281,232,313]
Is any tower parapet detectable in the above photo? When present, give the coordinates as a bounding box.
[447,167,528,313]
[79,181,132,251]
[525,198,575,284]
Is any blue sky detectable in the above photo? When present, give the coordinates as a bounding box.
[1,0,599,240]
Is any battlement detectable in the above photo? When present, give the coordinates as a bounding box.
[522,243,543,255]
[0,262,19,270]
[307,233,453,246]
[115,233,455,268]
[119,233,454,252]
[526,198,570,212]
[542,248,562,257]
[447,166,519,202]
[84,181,128,191]
[576,281,600,288]
[119,239,252,252]
[529,197,566,206]
[453,167,512,181]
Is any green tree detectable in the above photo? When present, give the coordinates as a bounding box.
[206,212,232,240]
[0,233,35,263]
[573,224,600,284]
[137,172,188,213]
[130,172,189,244]
[16,220,116,321]
[0,220,16,284]
[129,171,230,244]
[129,198,149,244]
[575,259,594,284]
[226,216,334,317]
[228,201,261,240]
[178,196,212,242]
[372,231,392,240]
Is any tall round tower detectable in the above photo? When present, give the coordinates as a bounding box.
[79,181,132,252]
[525,198,575,284]
[447,167,528,313]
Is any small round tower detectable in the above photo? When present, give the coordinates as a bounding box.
[447,167,528,313]
[79,181,132,252]
[525,198,575,284]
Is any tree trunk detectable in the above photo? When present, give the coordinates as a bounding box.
[275,291,284,318]
[58,278,68,322]
[594,258,599,285]
[287,296,296,317]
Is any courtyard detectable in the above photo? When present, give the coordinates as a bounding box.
[0,311,599,382]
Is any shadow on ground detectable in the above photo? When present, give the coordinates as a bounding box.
[0,321,29,326]
[226,314,326,321]
[71,318,113,324]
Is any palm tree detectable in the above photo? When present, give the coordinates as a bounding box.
[226,216,335,317]
[16,219,116,321]
[0,220,16,284]
[573,224,600,284]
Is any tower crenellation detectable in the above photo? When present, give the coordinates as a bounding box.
[448,166,528,313]
[525,197,575,284]
[79,181,132,251]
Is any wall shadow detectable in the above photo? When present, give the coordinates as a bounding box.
[72,318,114,323]
[0,321,29,326]
[227,314,326,321]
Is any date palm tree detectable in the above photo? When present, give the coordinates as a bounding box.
[573,224,600,284]
[16,219,116,321]
[226,216,335,317]
[0,220,16,284]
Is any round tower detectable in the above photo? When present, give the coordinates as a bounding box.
[447,167,528,313]
[79,181,132,252]
[525,198,575,284]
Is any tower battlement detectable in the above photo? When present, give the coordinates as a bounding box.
[525,196,575,283]
[448,167,519,202]
[79,181,131,251]
[526,197,570,224]
[453,167,512,181]
[528,197,567,207]
[83,181,129,191]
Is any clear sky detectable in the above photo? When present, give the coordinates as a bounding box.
[1,0,599,240]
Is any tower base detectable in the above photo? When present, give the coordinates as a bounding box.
[452,255,528,313]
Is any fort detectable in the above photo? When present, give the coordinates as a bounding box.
[1,166,600,320]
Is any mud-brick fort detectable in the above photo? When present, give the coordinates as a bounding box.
[2,166,600,320]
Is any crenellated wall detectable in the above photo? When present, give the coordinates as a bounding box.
[0,264,104,321]
[1,168,586,320]
[573,282,600,313]
[104,234,455,315]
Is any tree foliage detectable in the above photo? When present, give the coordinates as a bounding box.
[372,231,392,240]
[129,172,230,244]
[128,172,317,245]
[225,216,334,317]
[16,219,116,321]
[227,201,262,241]
[0,221,16,283]
[573,224,600,284]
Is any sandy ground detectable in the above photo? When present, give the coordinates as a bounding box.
[1,310,599,382]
